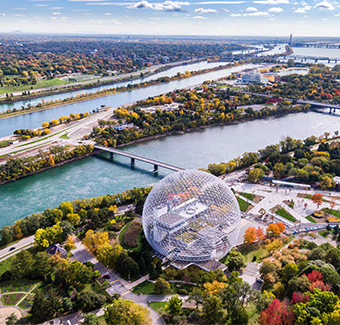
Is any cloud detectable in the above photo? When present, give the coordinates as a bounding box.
[335,13,340,16]
[246,6,257,11]
[0,13,6,16]
[14,8,27,10]
[243,11,269,15]
[70,9,89,11]
[13,14,25,17]
[52,12,61,15]
[268,7,283,12]
[193,1,245,4]
[127,1,153,9]
[194,8,218,13]
[220,8,230,11]
[294,5,311,13]
[314,1,334,10]
[104,12,112,15]
[35,4,47,6]
[193,15,208,18]
[253,0,289,4]
[230,13,241,16]
[49,7,64,9]
[127,1,189,11]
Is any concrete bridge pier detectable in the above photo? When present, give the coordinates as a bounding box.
[131,158,135,165]
[154,164,158,172]
[110,152,114,159]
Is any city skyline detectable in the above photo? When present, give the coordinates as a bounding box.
[1,0,340,36]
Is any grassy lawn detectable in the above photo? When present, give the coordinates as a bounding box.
[59,133,69,139]
[306,215,317,223]
[288,201,295,209]
[18,294,34,309]
[133,281,155,294]
[240,192,255,201]
[98,315,107,325]
[149,301,168,314]
[319,230,331,238]
[238,247,268,263]
[132,281,194,295]
[246,303,260,325]
[0,256,14,277]
[0,78,68,95]
[237,196,251,212]
[0,140,10,148]
[323,208,340,219]
[276,208,296,222]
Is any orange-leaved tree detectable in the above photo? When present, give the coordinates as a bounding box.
[243,227,257,244]
[266,223,281,237]
[311,193,323,209]
[256,227,267,241]
[276,222,286,234]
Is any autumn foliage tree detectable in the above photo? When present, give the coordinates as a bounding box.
[266,222,285,237]
[243,226,267,244]
[312,193,324,209]
[259,298,295,325]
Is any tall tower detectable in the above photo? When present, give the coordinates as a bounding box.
[289,34,293,46]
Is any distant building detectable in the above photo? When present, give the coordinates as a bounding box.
[46,243,67,259]
[113,50,122,57]
[135,58,144,68]
[237,71,269,84]
[289,34,293,46]
[263,73,281,83]
[96,105,108,113]
[112,123,134,131]
[161,56,170,64]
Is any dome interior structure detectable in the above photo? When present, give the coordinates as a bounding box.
[142,170,241,263]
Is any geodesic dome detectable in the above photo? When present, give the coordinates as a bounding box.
[142,170,241,263]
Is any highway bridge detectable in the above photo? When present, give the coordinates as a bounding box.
[284,54,340,63]
[236,90,340,113]
[94,145,185,172]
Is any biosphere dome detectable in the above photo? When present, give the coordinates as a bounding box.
[142,170,241,263]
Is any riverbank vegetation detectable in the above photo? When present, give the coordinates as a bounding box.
[0,61,242,120]
[0,144,94,184]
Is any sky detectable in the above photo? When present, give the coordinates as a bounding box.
[1,0,340,36]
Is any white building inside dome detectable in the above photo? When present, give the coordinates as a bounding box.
[237,71,269,85]
[142,170,241,265]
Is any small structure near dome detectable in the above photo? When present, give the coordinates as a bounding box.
[46,243,67,259]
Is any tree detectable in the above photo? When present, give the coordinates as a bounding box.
[255,290,275,312]
[80,313,100,325]
[34,222,63,249]
[11,250,34,278]
[45,288,62,318]
[202,295,223,324]
[248,168,265,182]
[5,313,18,325]
[30,289,48,322]
[243,226,257,244]
[77,290,106,312]
[187,287,203,309]
[266,223,282,237]
[138,257,147,275]
[165,295,182,315]
[105,298,151,325]
[227,250,246,271]
[34,251,53,280]
[312,193,324,209]
[281,263,299,283]
[149,263,158,280]
[154,277,171,294]
[259,298,295,325]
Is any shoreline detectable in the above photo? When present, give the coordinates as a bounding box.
[0,61,244,121]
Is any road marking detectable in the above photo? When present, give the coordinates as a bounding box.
[121,291,130,296]
[110,280,118,284]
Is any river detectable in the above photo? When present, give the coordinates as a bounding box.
[0,62,259,138]
[0,110,339,229]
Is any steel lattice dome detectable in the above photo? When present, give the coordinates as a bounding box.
[142,170,241,263]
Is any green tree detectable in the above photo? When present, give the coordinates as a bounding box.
[247,168,265,182]
[30,290,48,322]
[105,298,151,325]
[227,250,246,271]
[255,290,275,312]
[165,294,182,315]
[5,313,18,325]
[138,257,147,275]
[149,263,158,280]
[46,288,62,318]
[281,263,299,283]
[202,295,223,324]
[187,287,203,309]
[80,313,100,325]
[34,251,53,280]
[154,277,171,294]
[11,250,34,278]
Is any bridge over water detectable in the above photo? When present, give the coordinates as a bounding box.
[94,145,185,172]
[284,54,340,63]
[236,90,340,113]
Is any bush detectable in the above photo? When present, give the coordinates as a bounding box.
[178,289,188,295]
[110,220,125,231]
[123,220,142,248]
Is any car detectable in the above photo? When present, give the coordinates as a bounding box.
[103,274,111,279]
[9,247,15,251]
[256,278,264,283]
